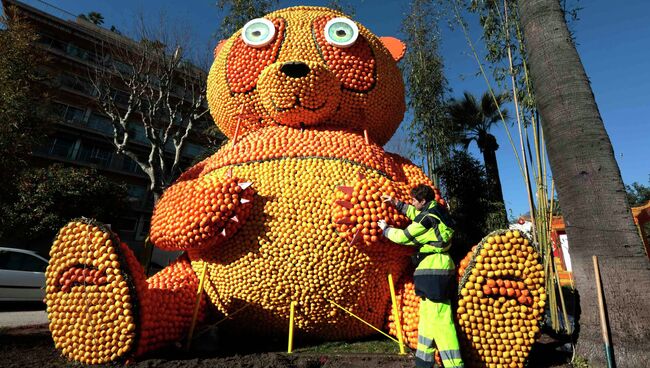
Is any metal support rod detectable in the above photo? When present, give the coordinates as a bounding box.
[186,261,208,351]
[288,301,296,354]
[388,274,406,355]
[325,298,399,344]
[232,105,244,146]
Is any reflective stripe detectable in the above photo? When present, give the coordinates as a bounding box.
[415,357,433,368]
[413,211,427,223]
[417,335,434,347]
[415,350,434,362]
[440,349,463,360]
[404,228,425,246]
[432,224,442,242]
[414,269,455,276]
[425,241,450,249]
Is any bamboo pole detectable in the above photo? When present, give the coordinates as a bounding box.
[387,274,406,355]
[504,0,537,244]
[450,0,525,179]
[592,256,616,368]
[186,261,208,351]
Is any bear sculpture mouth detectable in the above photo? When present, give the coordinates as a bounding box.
[56,265,108,292]
[271,94,329,112]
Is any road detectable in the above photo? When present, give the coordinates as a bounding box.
[0,302,48,329]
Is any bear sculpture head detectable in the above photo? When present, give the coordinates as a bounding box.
[207,6,406,146]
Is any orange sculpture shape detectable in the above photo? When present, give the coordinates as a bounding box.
[44,7,445,364]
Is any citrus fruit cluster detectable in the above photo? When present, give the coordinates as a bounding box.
[45,5,443,363]
[149,175,254,251]
[312,15,376,92]
[134,257,205,356]
[331,176,410,245]
[46,220,139,364]
[226,18,286,93]
[185,157,418,339]
[198,126,402,178]
[456,230,546,368]
[207,6,405,146]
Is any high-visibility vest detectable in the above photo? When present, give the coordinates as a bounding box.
[384,200,456,301]
[385,200,454,252]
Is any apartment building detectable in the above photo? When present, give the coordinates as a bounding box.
[2,0,218,263]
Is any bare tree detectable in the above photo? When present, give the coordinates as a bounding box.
[89,15,212,202]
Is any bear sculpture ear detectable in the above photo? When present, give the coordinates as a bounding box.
[214,39,227,59]
[379,36,406,62]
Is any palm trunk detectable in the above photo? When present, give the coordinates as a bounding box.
[518,0,650,366]
[482,134,508,225]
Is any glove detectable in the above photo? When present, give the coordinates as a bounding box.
[381,195,395,205]
[377,220,388,231]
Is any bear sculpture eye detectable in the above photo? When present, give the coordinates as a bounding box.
[242,18,276,47]
[324,17,358,48]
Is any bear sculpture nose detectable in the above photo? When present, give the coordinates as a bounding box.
[280,61,311,78]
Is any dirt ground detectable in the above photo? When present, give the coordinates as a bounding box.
[0,324,574,368]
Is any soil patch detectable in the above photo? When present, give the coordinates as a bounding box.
[0,326,572,368]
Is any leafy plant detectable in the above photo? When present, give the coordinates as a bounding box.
[625,176,650,207]
[1,165,129,244]
[0,10,54,237]
[215,0,279,40]
[401,0,452,185]
[437,150,507,259]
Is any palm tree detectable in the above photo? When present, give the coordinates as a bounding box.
[78,12,104,26]
[518,0,650,366]
[448,91,508,224]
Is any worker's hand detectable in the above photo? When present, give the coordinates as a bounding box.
[377,220,388,231]
[381,195,395,205]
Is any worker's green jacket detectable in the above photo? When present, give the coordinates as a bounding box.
[384,200,455,301]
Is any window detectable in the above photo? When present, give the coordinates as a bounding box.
[126,184,146,200]
[121,156,142,174]
[111,89,130,105]
[66,107,85,125]
[53,103,86,125]
[115,217,138,232]
[77,143,113,167]
[87,113,113,135]
[66,43,87,60]
[37,33,66,51]
[113,60,134,75]
[136,218,151,240]
[127,123,147,143]
[0,250,48,272]
[59,73,95,96]
[183,143,204,157]
[47,136,76,159]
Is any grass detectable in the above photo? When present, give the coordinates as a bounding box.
[571,355,590,368]
[294,338,406,355]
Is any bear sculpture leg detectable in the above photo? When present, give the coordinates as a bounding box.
[45,219,206,364]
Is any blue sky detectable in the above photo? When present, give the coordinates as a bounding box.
[7,0,649,217]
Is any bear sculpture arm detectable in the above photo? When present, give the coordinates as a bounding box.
[149,164,254,251]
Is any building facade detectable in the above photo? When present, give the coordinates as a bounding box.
[2,0,218,266]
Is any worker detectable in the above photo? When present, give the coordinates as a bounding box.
[378,184,464,368]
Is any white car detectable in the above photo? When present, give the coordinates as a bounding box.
[0,247,49,302]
